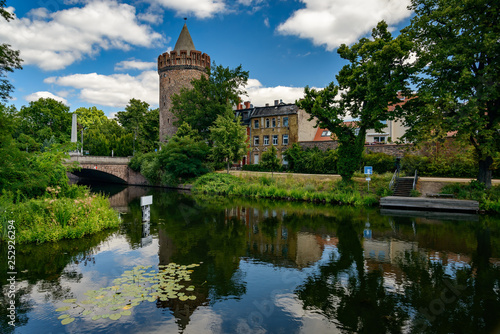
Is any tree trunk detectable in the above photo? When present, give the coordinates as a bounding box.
[477,156,493,188]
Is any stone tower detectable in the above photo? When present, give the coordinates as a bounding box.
[158,23,211,141]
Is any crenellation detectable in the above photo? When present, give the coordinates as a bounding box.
[157,50,210,72]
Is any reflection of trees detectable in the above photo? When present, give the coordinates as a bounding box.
[156,191,247,301]
[296,215,500,333]
[400,225,500,333]
[296,217,407,333]
[0,229,114,331]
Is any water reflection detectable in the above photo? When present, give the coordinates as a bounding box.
[1,189,500,333]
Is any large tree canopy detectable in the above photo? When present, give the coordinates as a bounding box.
[209,110,248,173]
[401,0,500,187]
[0,1,22,101]
[298,21,412,181]
[16,98,72,145]
[115,99,159,154]
[171,63,249,139]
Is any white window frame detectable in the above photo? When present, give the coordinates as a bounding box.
[263,135,269,145]
[272,135,278,145]
[282,134,289,145]
[254,136,259,146]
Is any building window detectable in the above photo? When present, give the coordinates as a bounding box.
[272,135,278,145]
[265,118,270,128]
[282,134,289,145]
[321,130,332,137]
[263,135,269,145]
[283,117,289,127]
[374,136,386,143]
[272,118,276,127]
[354,128,360,136]
[254,120,259,129]
[254,136,259,146]
[254,154,259,164]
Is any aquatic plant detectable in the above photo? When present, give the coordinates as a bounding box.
[55,263,201,325]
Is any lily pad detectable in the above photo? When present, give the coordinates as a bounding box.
[56,306,71,312]
[109,313,121,321]
[58,314,70,320]
[61,317,75,325]
[63,299,77,304]
[92,315,101,321]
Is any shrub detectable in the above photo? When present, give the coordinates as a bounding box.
[363,152,395,174]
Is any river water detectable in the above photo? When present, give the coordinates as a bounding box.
[1,186,500,334]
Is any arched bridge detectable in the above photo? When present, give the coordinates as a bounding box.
[67,156,149,185]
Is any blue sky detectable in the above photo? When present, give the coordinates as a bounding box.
[2,0,413,117]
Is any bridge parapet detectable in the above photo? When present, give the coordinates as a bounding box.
[68,156,132,165]
[67,156,148,185]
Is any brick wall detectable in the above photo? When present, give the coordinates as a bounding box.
[158,50,210,142]
[299,141,415,157]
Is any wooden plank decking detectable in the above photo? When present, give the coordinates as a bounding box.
[380,196,479,213]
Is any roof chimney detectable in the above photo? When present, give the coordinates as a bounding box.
[244,101,251,109]
[274,100,279,106]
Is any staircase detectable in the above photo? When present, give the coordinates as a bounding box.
[393,177,414,197]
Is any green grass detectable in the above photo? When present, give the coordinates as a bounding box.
[0,188,121,244]
[441,181,500,213]
[193,172,390,207]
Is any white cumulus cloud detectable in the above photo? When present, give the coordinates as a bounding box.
[45,71,159,108]
[115,60,157,71]
[148,0,226,19]
[244,79,310,107]
[25,91,69,105]
[0,1,163,71]
[277,0,411,50]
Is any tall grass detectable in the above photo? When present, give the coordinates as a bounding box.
[193,172,388,207]
[441,181,500,213]
[0,188,121,244]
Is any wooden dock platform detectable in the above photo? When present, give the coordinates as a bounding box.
[380,196,479,213]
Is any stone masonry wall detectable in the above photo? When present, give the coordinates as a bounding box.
[299,141,415,157]
[159,67,207,141]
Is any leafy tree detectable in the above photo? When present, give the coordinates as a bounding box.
[74,106,107,129]
[175,122,202,140]
[157,134,210,184]
[297,21,412,182]
[0,1,22,101]
[171,63,249,139]
[260,145,281,176]
[16,98,72,145]
[209,111,248,173]
[401,0,500,188]
[115,99,159,154]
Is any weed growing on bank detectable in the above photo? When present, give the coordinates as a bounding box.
[192,172,391,206]
[0,186,121,244]
[441,181,500,213]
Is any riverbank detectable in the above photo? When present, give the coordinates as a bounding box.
[0,187,121,244]
[192,172,388,206]
[191,171,500,213]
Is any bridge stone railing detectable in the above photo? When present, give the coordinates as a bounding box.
[68,156,132,165]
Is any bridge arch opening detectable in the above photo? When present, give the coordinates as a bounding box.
[70,168,127,184]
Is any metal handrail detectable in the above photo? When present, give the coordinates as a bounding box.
[413,169,418,190]
[389,168,399,190]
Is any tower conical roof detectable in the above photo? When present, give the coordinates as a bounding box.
[174,23,196,52]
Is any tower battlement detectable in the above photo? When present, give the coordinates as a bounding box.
[158,50,210,73]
